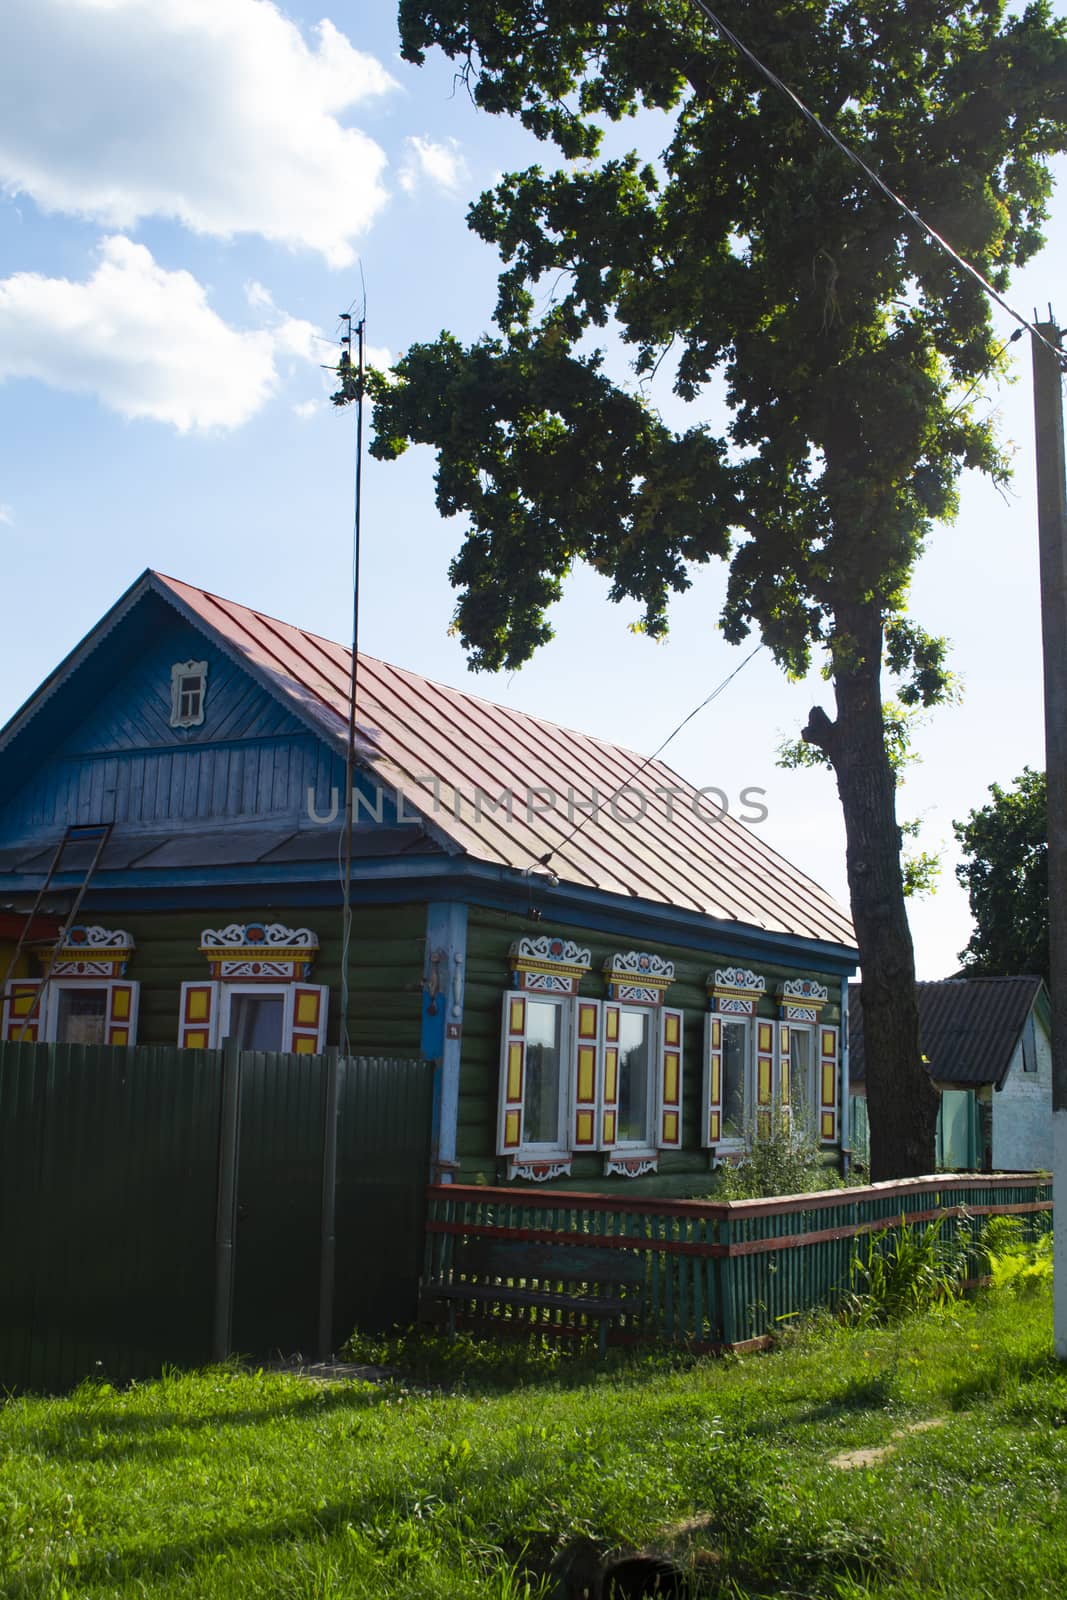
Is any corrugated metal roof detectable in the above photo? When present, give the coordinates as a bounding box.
[141,573,854,948]
[849,976,1046,1089]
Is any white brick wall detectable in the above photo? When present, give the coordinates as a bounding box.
[992,1015,1053,1171]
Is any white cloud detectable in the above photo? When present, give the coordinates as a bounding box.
[0,0,396,267]
[0,236,319,432]
[0,503,12,526]
[292,399,319,420]
[398,136,470,195]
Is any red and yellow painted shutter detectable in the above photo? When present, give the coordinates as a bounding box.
[497,992,527,1154]
[657,1006,683,1149]
[600,1001,621,1148]
[702,1012,724,1147]
[2,980,42,1042]
[571,997,601,1150]
[777,1022,792,1117]
[756,1019,774,1137]
[179,981,219,1049]
[289,984,328,1054]
[818,1024,839,1142]
[104,982,139,1046]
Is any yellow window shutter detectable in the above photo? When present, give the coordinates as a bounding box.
[819,1024,839,1142]
[657,1005,684,1149]
[497,992,527,1153]
[105,981,140,1046]
[2,980,42,1042]
[702,1012,724,1147]
[571,997,601,1150]
[178,981,219,1050]
[600,1001,621,1148]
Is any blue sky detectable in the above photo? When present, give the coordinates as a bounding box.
[1,0,1063,977]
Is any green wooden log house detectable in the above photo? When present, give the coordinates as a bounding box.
[0,571,859,1196]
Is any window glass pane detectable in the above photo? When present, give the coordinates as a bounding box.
[524,999,563,1145]
[228,993,285,1050]
[617,1008,651,1144]
[179,676,202,719]
[790,1029,813,1119]
[1022,1017,1037,1073]
[722,1019,747,1138]
[56,988,107,1044]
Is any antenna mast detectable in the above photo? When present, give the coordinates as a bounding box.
[332,311,365,1057]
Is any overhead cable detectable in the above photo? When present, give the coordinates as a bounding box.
[528,640,764,875]
[685,0,1067,369]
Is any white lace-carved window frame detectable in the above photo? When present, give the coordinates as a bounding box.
[777,979,838,1143]
[170,660,207,729]
[1,925,139,1046]
[496,941,685,1181]
[601,951,682,1178]
[178,923,328,1055]
[497,937,592,1181]
[703,967,765,1153]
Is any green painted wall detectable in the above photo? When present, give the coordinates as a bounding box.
[42,895,846,1198]
[459,907,845,1197]
[88,904,425,1057]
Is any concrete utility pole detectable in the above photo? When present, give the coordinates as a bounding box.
[1032,318,1067,1360]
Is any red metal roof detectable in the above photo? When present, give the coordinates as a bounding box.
[155,572,856,948]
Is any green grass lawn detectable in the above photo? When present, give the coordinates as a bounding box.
[1,1288,1065,1599]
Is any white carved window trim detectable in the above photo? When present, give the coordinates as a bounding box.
[609,1001,660,1160]
[497,990,576,1170]
[0,976,141,1046]
[170,660,207,728]
[703,1012,753,1150]
[782,1020,817,1129]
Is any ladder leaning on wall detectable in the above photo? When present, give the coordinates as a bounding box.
[1,822,114,1042]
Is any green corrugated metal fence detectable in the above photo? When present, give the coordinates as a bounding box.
[0,1041,433,1393]
[424,1174,1054,1350]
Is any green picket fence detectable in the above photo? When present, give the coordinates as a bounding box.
[423,1175,1053,1350]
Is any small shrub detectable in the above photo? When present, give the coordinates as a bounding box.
[710,1112,841,1201]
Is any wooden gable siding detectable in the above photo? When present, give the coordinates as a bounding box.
[55,630,306,755]
[456,906,844,1198]
[0,624,347,839]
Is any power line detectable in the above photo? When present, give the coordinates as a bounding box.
[685,0,1067,371]
[528,640,764,876]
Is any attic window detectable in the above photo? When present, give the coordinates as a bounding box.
[170,660,207,728]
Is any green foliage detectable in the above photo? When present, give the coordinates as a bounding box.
[978,1214,1055,1295]
[899,819,942,899]
[375,1,1065,685]
[844,1216,971,1324]
[954,766,1049,979]
[710,1114,841,1200]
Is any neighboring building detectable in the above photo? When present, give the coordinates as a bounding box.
[0,570,859,1196]
[848,976,1052,1173]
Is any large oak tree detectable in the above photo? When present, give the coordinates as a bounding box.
[370,0,1067,1178]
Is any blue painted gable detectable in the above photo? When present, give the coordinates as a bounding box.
[0,597,351,844]
[55,624,306,757]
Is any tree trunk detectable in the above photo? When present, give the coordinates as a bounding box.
[803,602,940,1181]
